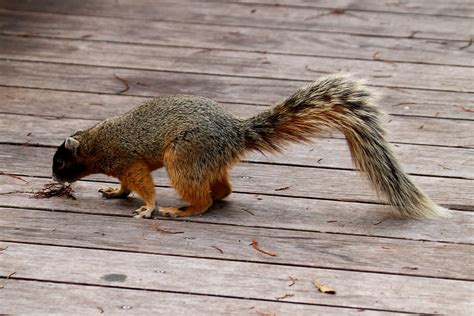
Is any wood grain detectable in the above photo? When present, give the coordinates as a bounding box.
[2,98,473,148]
[0,85,472,178]
[1,10,472,67]
[1,1,473,313]
[1,0,472,40]
[1,59,474,125]
[1,144,472,211]
[1,176,471,244]
[1,279,381,315]
[1,242,473,314]
[1,204,473,279]
[198,0,474,18]
[2,82,472,120]
[1,35,473,93]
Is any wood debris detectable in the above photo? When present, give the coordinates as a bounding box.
[372,51,397,66]
[288,276,297,287]
[114,74,130,94]
[0,190,31,196]
[0,171,28,183]
[453,105,474,113]
[275,293,294,300]
[459,37,473,50]
[148,222,183,234]
[33,182,76,200]
[314,279,336,294]
[211,246,224,254]
[250,239,277,257]
[274,186,290,192]
[438,163,452,170]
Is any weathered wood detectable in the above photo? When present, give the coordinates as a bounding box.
[1,204,472,279]
[198,0,474,18]
[1,242,472,314]
[0,102,472,178]
[1,84,472,122]
[1,176,471,244]
[1,36,473,93]
[0,1,472,313]
[1,143,473,211]
[2,99,473,148]
[1,59,474,129]
[2,280,383,316]
[1,0,472,41]
[1,10,472,67]
[1,112,473,179]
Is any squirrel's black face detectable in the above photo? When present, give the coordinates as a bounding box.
[52,137,87,183]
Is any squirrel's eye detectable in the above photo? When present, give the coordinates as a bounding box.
[56,160,65,169]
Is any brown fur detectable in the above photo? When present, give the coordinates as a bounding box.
[52,74,449,219]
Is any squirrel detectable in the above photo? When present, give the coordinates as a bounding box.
[52,74,450,219]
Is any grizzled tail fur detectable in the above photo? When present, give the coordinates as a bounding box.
[242,73,450,219]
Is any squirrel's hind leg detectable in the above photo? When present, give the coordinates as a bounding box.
[117,162,157,219]
[158,150,213,218]
[210,169,232,201]
[158,181,213,218]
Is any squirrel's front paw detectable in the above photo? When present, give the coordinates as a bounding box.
[99,187,130,199]
[133,205,155,219]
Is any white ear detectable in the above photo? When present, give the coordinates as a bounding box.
[65,137,80,153]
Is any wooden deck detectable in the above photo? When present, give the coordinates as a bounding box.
[0,0,473,314]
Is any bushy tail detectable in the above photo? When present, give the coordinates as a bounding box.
[242,73,450,219]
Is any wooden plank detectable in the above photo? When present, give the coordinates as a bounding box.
[0,84,473,124]
[1,36,473,93]
[2,98,473,148]
[1,144,473,212]
[1,58,474,124]
[1,176,472,244]
[1,113,473,179]
[1,205,472,279]
[1,242,472,314]
[2,280,382,316]
[199,0,474,18]
[0,10,472,67]
[0,91,472,179]
[1,0,472,41]
[1,84,472,123]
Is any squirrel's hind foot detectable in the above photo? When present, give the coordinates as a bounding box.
[99,186,131,199]
[133,205,155,219]
[158,204,210,218]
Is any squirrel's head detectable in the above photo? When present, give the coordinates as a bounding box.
[52,136,88,183]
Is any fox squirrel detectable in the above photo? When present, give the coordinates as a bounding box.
[52,74,449,219]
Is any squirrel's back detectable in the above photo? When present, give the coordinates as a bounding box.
[76,95,246,174]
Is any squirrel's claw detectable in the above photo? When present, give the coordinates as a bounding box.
[133,205,155,219]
